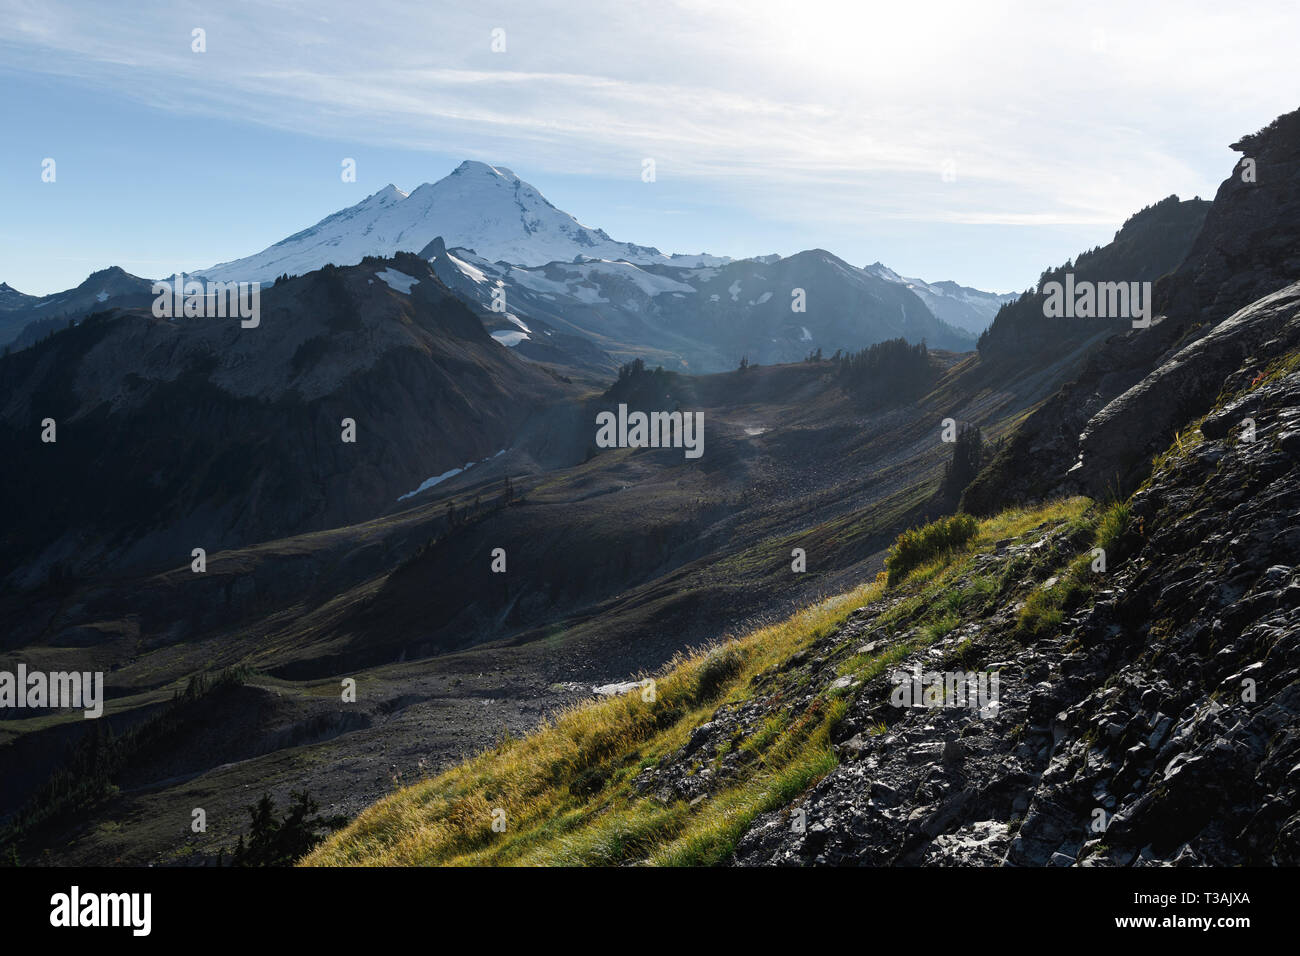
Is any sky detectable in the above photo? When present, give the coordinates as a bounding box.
[1,0,1297,296]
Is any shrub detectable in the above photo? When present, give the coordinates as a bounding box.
[694,645,744,702]
[884,513,979,586]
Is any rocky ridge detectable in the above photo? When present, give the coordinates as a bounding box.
[627,322,1300,865]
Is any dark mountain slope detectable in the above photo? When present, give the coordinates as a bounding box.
[0,282,37,312]
[976,195,1209,360]
[964,107,1300,514]
[0,253,573,589]
[1155,108,1300,324]
[0,267,155,349]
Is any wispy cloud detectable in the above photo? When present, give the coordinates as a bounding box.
[1,0,1297,289]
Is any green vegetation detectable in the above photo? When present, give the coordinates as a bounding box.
[883,513,979,586]
[833,338,936,408]
[306,496,1106,868]
[229,791,348,867]
[1014,498,1130,640]
[0,667,252,861]
[940,422,985,501]
[602,358,689,408]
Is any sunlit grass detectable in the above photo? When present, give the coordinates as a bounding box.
[304,496,1102,868]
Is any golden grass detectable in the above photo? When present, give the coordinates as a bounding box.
[303,580,877,866]
[304,496,1098,868]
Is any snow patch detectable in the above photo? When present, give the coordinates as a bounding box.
[447,252,489,284]
[491,329,530,347]
[397,449,507,501]
[376,268,420,294]
[397,467,464,500]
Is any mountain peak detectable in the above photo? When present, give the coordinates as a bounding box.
[452,160,518,181]
[203,161,723,281]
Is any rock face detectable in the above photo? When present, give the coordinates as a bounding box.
[1071,281,1300,496]
[725,347,1300,866]
[962,311,1193,514]
[964,107,1300,514]
[1156,109,1300,325]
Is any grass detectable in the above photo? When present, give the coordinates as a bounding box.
[1146,425,1206,485]
[304,496,1102,867]
[302,579,879,867]
[884,513,979,586]
[1014,498,1129,640]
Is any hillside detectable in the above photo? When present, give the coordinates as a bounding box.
[303,109,1300,869]
[965,107,1300,515]
[0,253,574,588]
[309,326,1300,865]
[0,333,1065,866]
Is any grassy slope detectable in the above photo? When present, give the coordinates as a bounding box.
[304,495,1117,867]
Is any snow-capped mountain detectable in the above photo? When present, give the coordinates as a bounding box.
[863,262,1018,335]
[1,164,1001,369]
[203,161,726,284]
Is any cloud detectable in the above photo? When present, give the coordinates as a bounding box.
[2,0,1297,230]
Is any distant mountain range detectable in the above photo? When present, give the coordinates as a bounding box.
[0,267,155,349]
[863,262,1018,336]
[424,237,978,371]
[2,160,1014,367]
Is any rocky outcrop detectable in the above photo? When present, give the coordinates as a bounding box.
[729,330,1300,866]
[965,106,1300,514]
[743,325,1300,863]
[1155,108,1300,325]
[1071,280,1300,496]
[961,312,1194,513]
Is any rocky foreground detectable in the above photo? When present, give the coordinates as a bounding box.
[310,270,1300,865]
[730,290,1300,866]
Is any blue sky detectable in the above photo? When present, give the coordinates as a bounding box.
[2,0,1298,296]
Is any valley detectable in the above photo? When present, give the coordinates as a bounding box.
[2,95,1297,873]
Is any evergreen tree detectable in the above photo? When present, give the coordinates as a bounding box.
[941,423,984,500]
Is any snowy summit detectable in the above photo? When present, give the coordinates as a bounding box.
[202,161,724,283]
